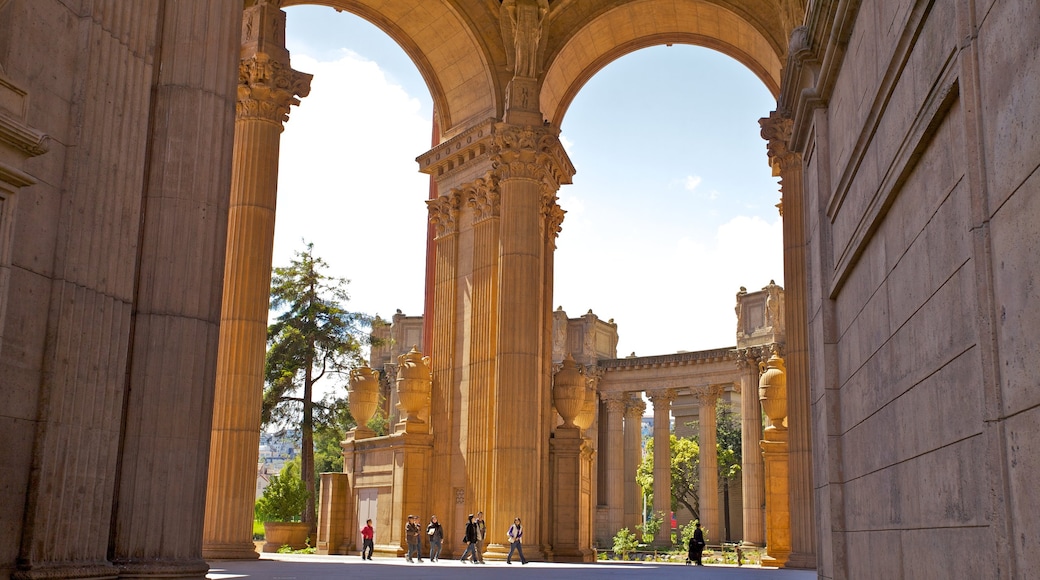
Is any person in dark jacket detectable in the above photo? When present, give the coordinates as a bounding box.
[426,515,443,561]
[688,522,706,565]
[460,514,478,563]
[405,515,423,563]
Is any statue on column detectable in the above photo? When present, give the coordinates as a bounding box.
[501,0,550,79]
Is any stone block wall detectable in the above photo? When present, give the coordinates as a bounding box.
[794,1,1040,577]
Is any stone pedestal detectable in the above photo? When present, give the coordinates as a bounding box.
[761,428,791,567]
[316,473,350,555]
[550,427,595,562]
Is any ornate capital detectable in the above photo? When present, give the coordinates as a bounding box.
[759,110,799,173]
[647,388,675,404]
[465,174,500,223]
[427,190,461,238]
[602,392,627,414]
[491,123,575,189]
[542,191,565,246]
[624,396,646,419]
[691,385,724,406]
[237,53,312,124]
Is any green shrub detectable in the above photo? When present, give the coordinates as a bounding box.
[612,527,639,560]
[254,461,309,522]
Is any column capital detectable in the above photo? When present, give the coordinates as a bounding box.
[624,396,646,419]
[463,174,501,223]
[542,193,565,247]
[426,190,461,238]
[417,120,574,193]
[601,392,627,413]
[691,385,724,406]
[760,110,800,173]
[237,53,312,124]
[646,388,675,404]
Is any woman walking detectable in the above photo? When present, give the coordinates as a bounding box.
[506,517,528,565]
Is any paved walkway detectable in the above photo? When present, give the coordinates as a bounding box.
[208,553,817,580]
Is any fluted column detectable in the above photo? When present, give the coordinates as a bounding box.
[623,396,646,530]
[488,123,572,560]
[110,1,240,577]
[693,386,721,544]
[204,2,311,559]
[426,189,460,552]
[464,177,499,515]
[647,389,674,546]
[602,393,627,536]
[738,348,766,546]
[762,111,815,568]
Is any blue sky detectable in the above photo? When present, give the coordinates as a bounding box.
[275,5,783,358]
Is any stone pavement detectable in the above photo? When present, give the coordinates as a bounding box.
[208,553,817,580]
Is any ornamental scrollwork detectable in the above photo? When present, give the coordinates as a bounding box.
[466,174,501,223]
[427,190,461,238]
[237,53,312,123]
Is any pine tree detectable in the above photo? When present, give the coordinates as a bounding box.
[262,242,372,531]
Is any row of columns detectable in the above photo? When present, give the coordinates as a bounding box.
[599,385,747,548]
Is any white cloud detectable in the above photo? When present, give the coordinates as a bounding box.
[559,133,575,153]
[553,212,783,356]
[274,53,431,323]
[683,175,702,192]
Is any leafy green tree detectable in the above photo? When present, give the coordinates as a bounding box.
[255,459,309,522]
[636,435,701,523]
[262,242,373,530]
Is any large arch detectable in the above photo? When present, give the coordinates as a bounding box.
[540,0,784,125]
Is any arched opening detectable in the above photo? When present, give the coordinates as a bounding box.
[552,44,783,356]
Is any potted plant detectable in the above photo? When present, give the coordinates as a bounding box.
[255,460,311,552]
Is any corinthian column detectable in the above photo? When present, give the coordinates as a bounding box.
[602,393,627,537]
[738,348,766,546]
[647,389,675,546]
[761,111,815,568]
[425,189,460,553]
[624,396,647,530]
[487,123,573,561]
[203,2,311,559]
[693,386,722,544]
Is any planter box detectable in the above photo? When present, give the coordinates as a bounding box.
[262,522,310,552]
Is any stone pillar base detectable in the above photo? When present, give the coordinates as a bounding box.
[200,542,260,560]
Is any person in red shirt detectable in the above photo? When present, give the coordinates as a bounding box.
[360,519,374,560]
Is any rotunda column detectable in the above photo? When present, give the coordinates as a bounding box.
[738,348,766,546]
[203,1,311,559]
[647,388,675,546]
[761,110,815,568]
[623,395,646,530]
[693,386,722,544]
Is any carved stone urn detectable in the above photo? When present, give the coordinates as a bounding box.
[553,353,586,428]
[758,350,787,430]
[347,367,380,436]
[396,346,432,430]
[574,378,597,432]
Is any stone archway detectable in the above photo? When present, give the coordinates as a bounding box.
[203,0,813,566]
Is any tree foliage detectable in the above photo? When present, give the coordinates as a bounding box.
[255,459,309,523]
[262,242,373,529]
[636,435,701,521]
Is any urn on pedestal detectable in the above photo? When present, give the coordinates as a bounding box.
[553,353,586,429]
[758,350,787,430]
[395,346,432,433]
[347,367,380,439]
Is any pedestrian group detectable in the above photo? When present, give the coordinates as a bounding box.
[359,511,528,564]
